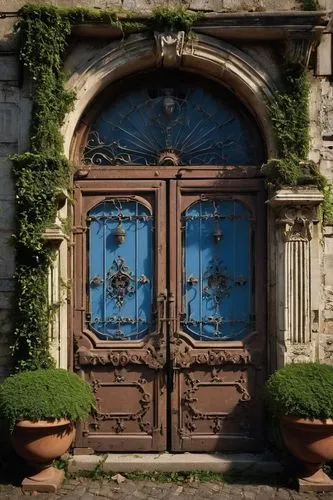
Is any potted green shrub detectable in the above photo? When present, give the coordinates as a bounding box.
[0,368,95,492]
[265,362,333,490]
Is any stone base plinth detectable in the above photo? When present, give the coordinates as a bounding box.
[298,469,333,492]
[22,467,65,493]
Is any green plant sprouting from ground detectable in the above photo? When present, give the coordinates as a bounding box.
[69,465,279,485]
[261,63,333,222]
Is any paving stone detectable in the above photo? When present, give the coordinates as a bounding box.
[275,488,292,500]
[174,485,184,495]
[79,493,96,500]
[99,485,115,498]
[3,479,333,499]
[61,483,77,491]
[243,488,257,499]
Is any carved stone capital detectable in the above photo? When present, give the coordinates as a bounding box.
[43,222,69,244]
[268,188,323,242]
[285,38,318,68]
[154,31,185,68]
[276,206,316,242]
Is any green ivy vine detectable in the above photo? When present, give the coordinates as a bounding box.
[261,63,333,223]
[10,4,202,371]
[302,0,319,10]
[11,4,330,371]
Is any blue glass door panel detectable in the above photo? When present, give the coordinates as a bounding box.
[88,199,154,340]
[183,199,253,341]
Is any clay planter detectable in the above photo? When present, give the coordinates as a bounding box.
[281,415,333,491]
[11,418,75,492]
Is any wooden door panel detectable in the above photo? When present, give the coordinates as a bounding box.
[171,365,264,452]
[170,180,266,452]
[76,366,165,452]
[73,181,167,452]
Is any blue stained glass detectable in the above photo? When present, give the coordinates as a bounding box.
[183,199,253,341]
[88,199,154,340]
[83,84,265,167]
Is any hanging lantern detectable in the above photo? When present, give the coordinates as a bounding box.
[213,224,223,244]
[114,222,126,244]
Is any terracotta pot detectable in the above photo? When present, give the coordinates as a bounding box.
[11,419,75,492]
[281,415,333,488]
[12,418,75,469]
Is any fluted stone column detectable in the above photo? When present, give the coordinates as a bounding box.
[268,189,323,367]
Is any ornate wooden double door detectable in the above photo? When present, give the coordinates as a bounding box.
[73,177,266,453]
[72,71,267,452]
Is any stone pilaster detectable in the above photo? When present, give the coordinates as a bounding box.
[268,188,323,367]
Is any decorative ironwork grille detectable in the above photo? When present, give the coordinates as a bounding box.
[82,85,264,167]
[88,199,154,340]
[182,199,254,340]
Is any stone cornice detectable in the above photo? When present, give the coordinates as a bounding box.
[71,11,329,42]
[267,188,324,207]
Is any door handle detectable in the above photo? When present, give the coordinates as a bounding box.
[157,289,168,335]
[157,290,176,328]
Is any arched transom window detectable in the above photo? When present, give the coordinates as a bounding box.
[81,72,265,167]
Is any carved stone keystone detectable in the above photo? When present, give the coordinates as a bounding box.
[154,31,185,68]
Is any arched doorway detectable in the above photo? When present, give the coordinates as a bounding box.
[72,70,267,452]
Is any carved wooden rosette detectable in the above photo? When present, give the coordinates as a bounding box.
[268,189,323,366]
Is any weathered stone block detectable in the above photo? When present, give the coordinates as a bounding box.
[316,34,332,77]
[0,233,15,279]
[223,0,297,9]
[0,57,18,82]
[0,201,15,231]
[0,309,12,337]
[0,161,14,200]
[189,0,224,11]
[0,103,18,154]
[0,293,12,310]
[319,334,333,364]
[320,81,333,139]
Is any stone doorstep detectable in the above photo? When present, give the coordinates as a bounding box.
[68,453,282,474]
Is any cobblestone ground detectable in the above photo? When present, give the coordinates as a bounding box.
[3,476,333,499]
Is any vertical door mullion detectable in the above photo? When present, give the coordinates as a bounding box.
[154,181,167,449]
[169,180,181,450]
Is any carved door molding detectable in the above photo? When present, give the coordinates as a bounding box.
[73,180,167,452]
[73,178,266,452]
[169,179,266,452]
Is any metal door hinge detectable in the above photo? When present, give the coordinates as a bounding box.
[73,226,86,234]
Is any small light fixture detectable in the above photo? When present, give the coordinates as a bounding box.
[163,96,175,117]
[114,222,126,245]
[213,224,223,244]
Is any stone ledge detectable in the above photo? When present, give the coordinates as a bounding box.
[68,453,282,474]
[267,188,324,206]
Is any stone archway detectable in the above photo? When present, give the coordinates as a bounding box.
[51,31,323,406]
